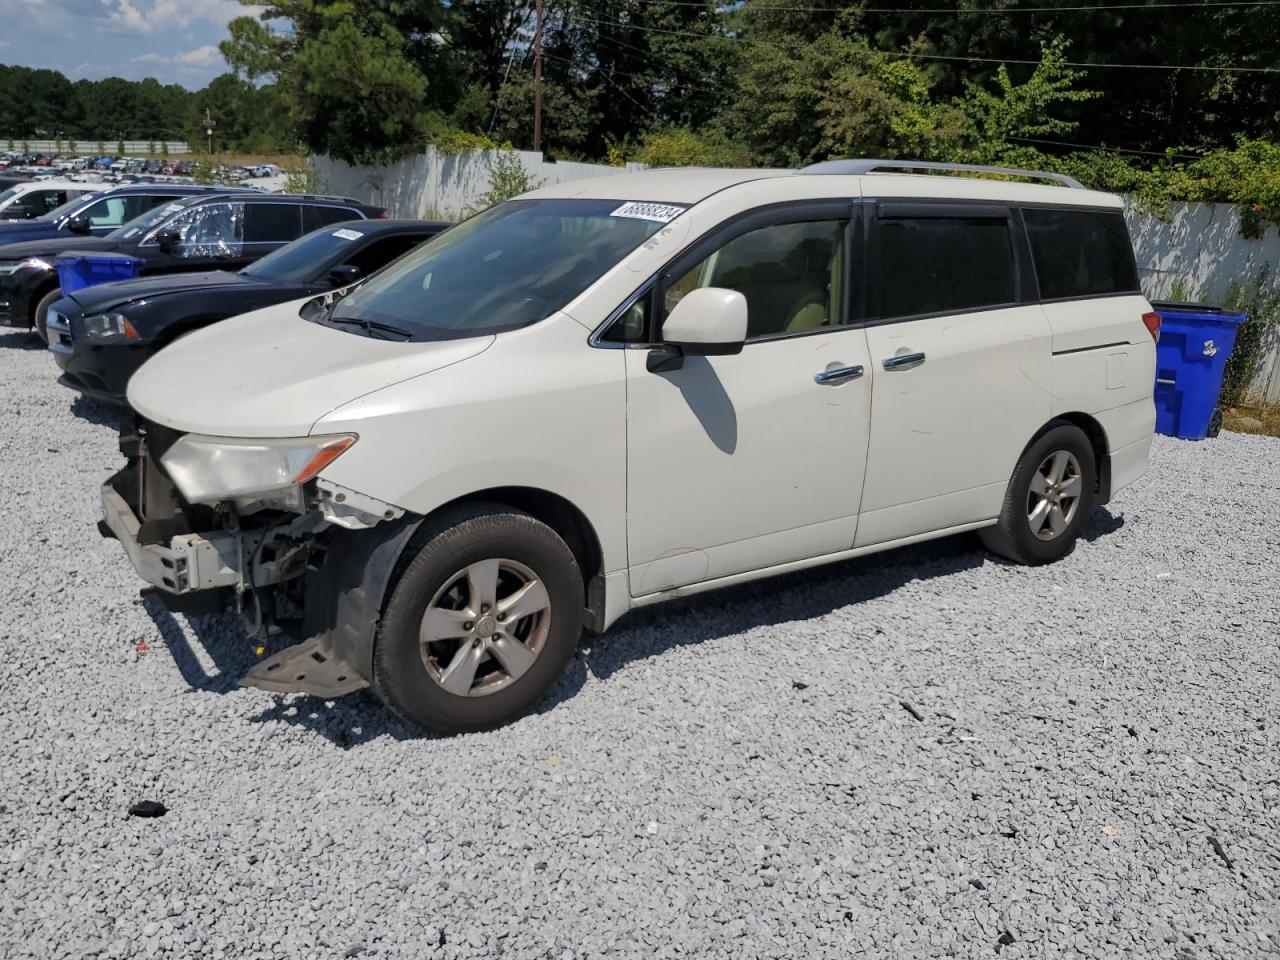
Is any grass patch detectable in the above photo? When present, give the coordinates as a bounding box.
[1222,403,1280,437]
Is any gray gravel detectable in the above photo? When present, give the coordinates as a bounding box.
[2,327,1278,960]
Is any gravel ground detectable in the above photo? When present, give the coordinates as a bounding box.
[1,328,1278,960]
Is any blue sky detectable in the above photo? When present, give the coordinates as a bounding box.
[0,0,263,88]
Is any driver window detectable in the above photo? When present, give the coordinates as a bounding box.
[665,219,847,339]
[166,202,246,259]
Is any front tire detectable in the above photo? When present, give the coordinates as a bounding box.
[33,288,62,344]
[373,504,584,733]
[980,422,1097,565]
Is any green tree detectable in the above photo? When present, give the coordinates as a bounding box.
[221,0,445,163]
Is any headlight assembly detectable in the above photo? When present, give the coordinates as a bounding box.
[0,257,52,276]
[82,312,140,340]
[160,434,356,504]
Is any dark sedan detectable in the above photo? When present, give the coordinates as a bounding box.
[47,219,448,405]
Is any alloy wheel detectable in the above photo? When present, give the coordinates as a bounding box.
[1026,450,1083,541]
[418,559,552,697]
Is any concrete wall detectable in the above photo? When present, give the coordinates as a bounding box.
[1125,201,1280,402]
[2,138,192,155]
[312,148,644,221]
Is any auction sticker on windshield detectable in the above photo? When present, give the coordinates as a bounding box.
[610,202,684,223]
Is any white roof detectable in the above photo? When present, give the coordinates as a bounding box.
[522,165,1121,210]
[5,179,95,193]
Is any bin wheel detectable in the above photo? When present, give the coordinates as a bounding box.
[1207,408,1224,439]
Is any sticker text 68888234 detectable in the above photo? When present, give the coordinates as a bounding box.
[609,202,685,223]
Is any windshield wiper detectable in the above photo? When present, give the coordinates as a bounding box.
[322,314,414,341]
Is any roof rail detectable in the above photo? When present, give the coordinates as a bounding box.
[799,158,1084,190]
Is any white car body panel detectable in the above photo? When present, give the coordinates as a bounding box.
[127,305,495,438]
[624,326,873,595]
[857,304,1054,546]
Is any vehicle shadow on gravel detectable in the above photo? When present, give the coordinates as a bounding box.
[144,506,1126,747]
[0,330,44,350]
[585,505,1126,681]
[69,395,127,429]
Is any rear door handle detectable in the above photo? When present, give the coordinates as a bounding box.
[814,364,864,386]
[883,351,926,371]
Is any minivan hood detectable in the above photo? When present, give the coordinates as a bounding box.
[68,270,254,313]
[127,300,494,437]
[0,235,118,259]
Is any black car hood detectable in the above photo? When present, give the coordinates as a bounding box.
[67,270,263,312]
[0,235,120,259]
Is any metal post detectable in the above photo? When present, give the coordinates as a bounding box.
[533,0,543,153]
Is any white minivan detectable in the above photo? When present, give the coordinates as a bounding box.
[101,160,1158,732]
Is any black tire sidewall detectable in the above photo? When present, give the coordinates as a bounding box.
[374,509,584,734]
[1003,424,1097,564]
[34,288,61,343]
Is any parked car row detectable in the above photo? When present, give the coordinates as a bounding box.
[4,160,1158,736]
[1,153,198,176]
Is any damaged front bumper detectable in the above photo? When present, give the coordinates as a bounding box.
[101,422,420,699]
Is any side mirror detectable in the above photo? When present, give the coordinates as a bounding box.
[327,263,362,288]
[649,287,748,372]
[67,214,91,234]
[155,228,181,253]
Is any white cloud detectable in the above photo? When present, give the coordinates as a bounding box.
[131,45,224,70]
[102,0,258,36]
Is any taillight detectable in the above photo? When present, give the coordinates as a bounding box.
[1142,310,1161,342]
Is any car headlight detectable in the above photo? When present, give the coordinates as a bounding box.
[0,257,52,276]
[160,433,357,504]
[82,312,140,340]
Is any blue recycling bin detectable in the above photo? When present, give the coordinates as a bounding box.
[54,251,143,295]
[1151,301,1247,440]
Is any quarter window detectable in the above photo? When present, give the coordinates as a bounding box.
[312,205,363,227]
[245,203,304,243]
[665,219,847,340]
[1023,208,1139,300]
[878,216,1015,318]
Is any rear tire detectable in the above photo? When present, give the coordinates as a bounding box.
[33,288,62,344]
[373,504,584,733]
[980,422,1097,565]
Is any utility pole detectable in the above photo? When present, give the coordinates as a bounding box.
[533,0,543,154]
[204,107,216,157]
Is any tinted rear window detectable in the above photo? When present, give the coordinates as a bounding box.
[1023,208,1139,300]
[879,217,1016,317]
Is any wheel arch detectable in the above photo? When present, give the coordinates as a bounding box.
[426,486,607,630]
[1027,411,1112,503]
[27,275,62,326]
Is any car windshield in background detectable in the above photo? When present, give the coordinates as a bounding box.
[107,201,187,241]
[325,199,681,341]
[0,186,22,206]
[241,226,364,283]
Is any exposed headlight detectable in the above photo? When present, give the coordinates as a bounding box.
[82,312,140,340]
[0,258,51,276]
[160,434,357,504]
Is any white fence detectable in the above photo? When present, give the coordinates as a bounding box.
[315,148,1280,402]
[1,138,192,155]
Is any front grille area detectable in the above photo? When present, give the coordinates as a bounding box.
[45,309,73,353]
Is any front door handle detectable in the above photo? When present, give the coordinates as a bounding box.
[883,351,926,371]
[814,364,864,386]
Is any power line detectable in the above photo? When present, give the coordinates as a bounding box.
[626,0,1280,13]
[577,12,1280,72]
[1005,135,1204,158]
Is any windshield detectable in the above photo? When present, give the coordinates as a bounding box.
[40,193,98,222]
[0,186,21,207]
[327,198,681,340]
[242,226,365,283]
[107,200,189,241]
